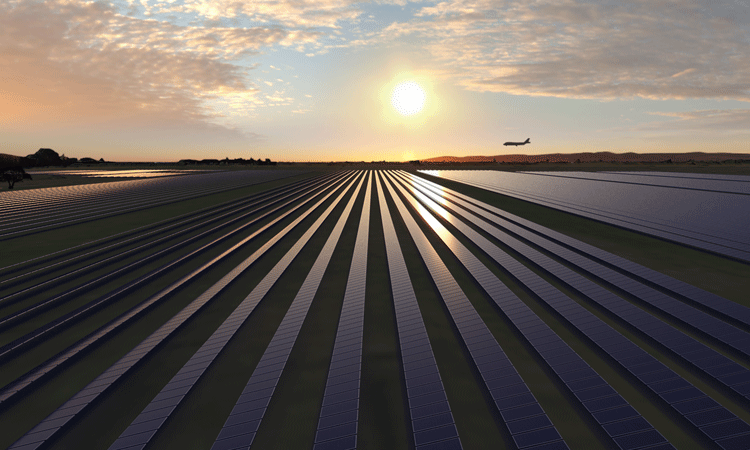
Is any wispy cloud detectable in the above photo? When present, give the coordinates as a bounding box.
[376,0,750,102]
[643,109,750,131]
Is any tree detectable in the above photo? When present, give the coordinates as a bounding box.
[2,166,32,190]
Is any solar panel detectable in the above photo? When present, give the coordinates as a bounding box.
[418,170,750,262]
[210,173,367,450]
[381,172,567,449]
[397,170,750,448]
[374,173,463,450]
[9,173,363,450]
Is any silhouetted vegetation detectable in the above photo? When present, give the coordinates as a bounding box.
[178,157,277,166]
[1,166,32,189]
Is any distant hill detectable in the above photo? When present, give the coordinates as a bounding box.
[0,153,30,170]
[423,152,750,164]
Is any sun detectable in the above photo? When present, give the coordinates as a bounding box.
[391,81,426,116]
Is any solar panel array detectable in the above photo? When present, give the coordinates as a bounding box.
[0,170,305,240]
[2,169,749,450]
[312,173,371,450]
[419,170,750,263]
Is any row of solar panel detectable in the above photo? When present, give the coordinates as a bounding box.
[375,174,463,450]
[402,173,750,402]
[312,174,372,450]
[405,172,750,391]
[382,171,567,449]
[204,174,367,450]
[0,171,348,407]
[0,173,327,291]
[8,169,747,450]
[385,171,671,450]
[463,176,750,252]
[410,172,750,337]
[0,170,305,240]
[0,170,298,217]
[7,172,361,450]
[521,171,750,195]
[419,170,750,263]
[444,170,750,245]
[0,171,328,303]
[0,174,342,365]
[606,171,750,183]
[399,171,750,448]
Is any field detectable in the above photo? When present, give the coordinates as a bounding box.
[1,167,749,450]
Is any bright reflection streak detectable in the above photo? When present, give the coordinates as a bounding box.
[385,171,460,246]
[26,169,207,178]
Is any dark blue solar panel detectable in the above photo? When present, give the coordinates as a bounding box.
[500,404,545,422]
[382,172,568,449]
[416,437,463,450]
[411,401,452,420]
[506,415,553,434]
[418,170,750,262]
[636,370,676,385]
[410,382,447,398]
[405,170,750,447]
[661,387,704,404]
[613,429,668,450]
[602,417,651,437]
[686,408,736,427]
[210,173,368,450]
[414,424,459,446]
[574,386,616,402]
[315,422,357,443]
[318,411,358,430]
[375,173,462,449]
[313,434,357,450]
[716,433,750,450]
[701,420,750,440]
[512,427,562,448]
[9,172,363,450]
[413,413,456,432]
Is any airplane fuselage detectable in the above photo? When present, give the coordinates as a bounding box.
[503,138,530,146]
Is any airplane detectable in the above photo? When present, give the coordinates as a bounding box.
[504,138,530,146]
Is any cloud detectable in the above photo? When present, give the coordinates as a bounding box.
[642,109,750,132]
[171,0,364,28]
[0,0,322,135]
[377,0,750,102]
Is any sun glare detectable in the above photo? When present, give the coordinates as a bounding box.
[391,81,426,116]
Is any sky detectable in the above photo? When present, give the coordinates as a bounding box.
[1,0,749,162]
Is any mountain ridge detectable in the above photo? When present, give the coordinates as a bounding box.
[423,152,750,163]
